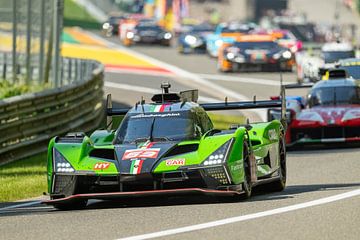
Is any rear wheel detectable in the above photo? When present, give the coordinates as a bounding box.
[241,142,252,199]
[267,137,287,192]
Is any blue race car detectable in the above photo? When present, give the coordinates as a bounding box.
[177,23,214,54]
[206,22,257,57]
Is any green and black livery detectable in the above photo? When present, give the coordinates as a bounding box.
[44,84,287,210]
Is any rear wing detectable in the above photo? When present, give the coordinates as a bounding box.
[105,86,287,129]
[284,83,314,89]
[200,86,287,127]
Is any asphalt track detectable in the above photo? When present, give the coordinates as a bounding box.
[1,36,360,240]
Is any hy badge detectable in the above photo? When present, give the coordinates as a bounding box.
[94,162,110,170]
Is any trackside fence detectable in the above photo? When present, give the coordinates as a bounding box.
[0,58,104,165]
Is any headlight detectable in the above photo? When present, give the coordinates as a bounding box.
[342,110,360,121]
[226,52,235,59]
[215,39,223,47]
[53,148,75,173]
[102,22,110,29]
[126,32,134,39]
[185,35,197,45]
[202,139,233,166]
[273,53,281,60]
[164,32,172,39]
[282,50,292,59]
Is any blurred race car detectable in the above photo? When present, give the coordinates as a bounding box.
[252,29,303,53]
[269,78,360,146]
[43,84,287,210]
[319,41,356,74]
[102,14,125,37]
[218,35,294,72]
[177,23,214,54]
[297,41,355,83]
[338,58,360,80]
[123,21,172,46]
[206,22,258,57]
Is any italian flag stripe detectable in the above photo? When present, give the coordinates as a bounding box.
[130,159,144,174]
[151,104,168,112]
[159,104,167,112]
[153,105,162,112]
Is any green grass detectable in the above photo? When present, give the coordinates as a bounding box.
[209,113,246,130]
[0,153,47,202]
[0,80,48,100]
[64,0,98,22]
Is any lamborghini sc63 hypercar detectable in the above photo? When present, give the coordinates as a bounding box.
[44,84,287,210]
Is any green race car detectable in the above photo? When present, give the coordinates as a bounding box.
[44,84,287,210]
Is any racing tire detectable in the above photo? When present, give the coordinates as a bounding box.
[240,141,252,199]
[53,199,88,211]
[267,137,287,192]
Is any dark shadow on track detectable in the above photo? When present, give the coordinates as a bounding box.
[250,182,360,202]
[287,143,360,154]
[3,182,359,218]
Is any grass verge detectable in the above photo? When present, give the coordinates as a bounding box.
[0,153,47,202]
[63,0,100,29]
[208,113,246,129]
[0,80,48,100]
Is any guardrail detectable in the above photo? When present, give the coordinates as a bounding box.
[0,57,104,165]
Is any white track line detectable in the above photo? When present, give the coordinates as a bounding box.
[86,31,266,121]
[105,82,219,103]
[105,67,174,77]
[117,188,360,240]
[0,200,41,212]
[198,73,293,86]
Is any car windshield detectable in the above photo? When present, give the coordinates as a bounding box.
[116,111,195,144]
[323,51,355,63]
[191,24,214,33]
[308,86,360,107]
[222,25,250,33]
[340,66,360,79]
[234,41,279,50]
[136,25,162,31]
[108,17,123,24]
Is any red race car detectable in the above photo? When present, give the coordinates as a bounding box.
[268,78,360,146]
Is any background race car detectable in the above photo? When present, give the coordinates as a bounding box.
[177,22,214,54]
[44,84,287,210]
[338,58,360,80]
[123,20,172,46]
[206,21,258,57]
[218,35,294,72]
[269,78,360,146]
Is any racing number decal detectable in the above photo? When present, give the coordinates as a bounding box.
[122,148,160,160]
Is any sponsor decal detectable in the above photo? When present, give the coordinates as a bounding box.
[165,159,185,166]
[122,148,160,160]
[94,162,110,170]
[131,113,180,119]
[230,164,242,171]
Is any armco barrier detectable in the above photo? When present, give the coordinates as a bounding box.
[0,60,104,165]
